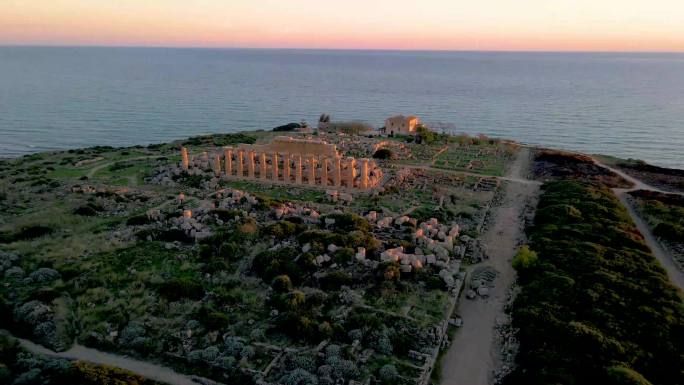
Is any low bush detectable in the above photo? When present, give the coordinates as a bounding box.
[126,214,150,226]
[183,133,256,147]
[273,123,301,132]
[156,278,204,301]
[0,225,54,243]
[319,270,352,291]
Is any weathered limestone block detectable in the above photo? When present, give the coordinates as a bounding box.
[377,217,393,228]
[326,190,339,202]
[395,216,410,225]
[435,245,450,260]
[339,192,353,204]
[449,225,460,237]
[355,247,366,261]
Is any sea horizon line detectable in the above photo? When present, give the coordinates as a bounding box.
[1,43,684,55]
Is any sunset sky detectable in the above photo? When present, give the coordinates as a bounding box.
[2,0,684,51]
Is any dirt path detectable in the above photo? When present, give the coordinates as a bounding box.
[12,334,205,385]
[440,147,539,385]
[431,146,449,165]
[86,155,158,179]
[595,160,684,291]
[614,191,684,291]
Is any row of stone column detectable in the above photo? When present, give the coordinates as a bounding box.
[182,147,370,189]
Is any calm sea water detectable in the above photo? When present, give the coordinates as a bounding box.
[1,47,683,168]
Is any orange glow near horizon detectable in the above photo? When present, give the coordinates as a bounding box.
[2,0,684,52]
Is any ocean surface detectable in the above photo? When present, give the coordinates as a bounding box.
[1,47,683,168]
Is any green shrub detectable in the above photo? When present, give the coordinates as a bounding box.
[333,248,355,264]
[156,278,204,301]
[322,213,371,233]
[606,366,654,385]
[264,220,299,239]
[416,125,436,144]
[210,208,242,222]
[183,133,256,147]
[218,242,241,260]
[273,123,301,132]
[252,247,303,285]
[512,245,538,272]
[653,222,684,241]
[2,225,55,243]
[272,275,293,293]
[204,311,232,331]
[319,270,352,291]
[273,290,306,313]
[126,214,150,226]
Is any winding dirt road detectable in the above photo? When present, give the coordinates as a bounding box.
[596,160,684,291]
[12,334,204,385]
[439,147,539,385]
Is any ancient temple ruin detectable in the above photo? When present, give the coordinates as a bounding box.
[181,136,383,190]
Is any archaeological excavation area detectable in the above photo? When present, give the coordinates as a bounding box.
[0,130,520,385]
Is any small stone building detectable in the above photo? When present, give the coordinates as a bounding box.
[385,115,420,135]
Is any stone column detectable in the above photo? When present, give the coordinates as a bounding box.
[272,153,279,181]
[361,159,369,189]
[308,155,316,186]
[213,154,221,177]
[256,152,264,179]
[321,157,329,187]
[283,153,291,183]
[295,155,303,184]
[237,150,244,177]
[181,147,189,170]
[224,148,233,176]
[346,158,356,188]
[334,156,342,187]
[247,151,255,178]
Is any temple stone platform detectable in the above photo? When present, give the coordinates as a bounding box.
[181,136,383,190]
